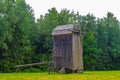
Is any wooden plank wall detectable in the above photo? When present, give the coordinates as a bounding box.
[72,34,83,70]
[52,35,73,69]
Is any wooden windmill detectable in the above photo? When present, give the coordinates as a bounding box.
[49,12,84,73]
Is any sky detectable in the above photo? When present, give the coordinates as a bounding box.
[25,0,120,20]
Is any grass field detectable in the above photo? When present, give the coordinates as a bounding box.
[0,71,120,80]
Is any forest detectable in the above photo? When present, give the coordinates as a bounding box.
[0,0,120,72]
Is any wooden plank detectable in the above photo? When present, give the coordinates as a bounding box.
[72,34,83,70]
[52,35,72,69]
[14,61,52,68]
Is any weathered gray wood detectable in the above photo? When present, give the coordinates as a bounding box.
[51,24,84,73]
[52,35,72,69]
[14,61,51,68]
[52,24,80,35]
[58,67,65,73]
[72,34,83,70]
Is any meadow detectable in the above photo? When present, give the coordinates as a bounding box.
[0,71,120,80]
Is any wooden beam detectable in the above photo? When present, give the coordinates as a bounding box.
[14,61,52,68]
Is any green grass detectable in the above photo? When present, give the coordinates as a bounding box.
[0,71,120,80]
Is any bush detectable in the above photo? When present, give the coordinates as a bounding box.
[23,68,40,72]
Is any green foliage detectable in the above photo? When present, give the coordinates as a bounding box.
[0,0,120,72]
[83,33,101,70]
[96,12,120,69]
[0,0,37,72]
[23,68,40,73]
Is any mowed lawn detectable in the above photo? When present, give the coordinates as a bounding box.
[0,71,120,80]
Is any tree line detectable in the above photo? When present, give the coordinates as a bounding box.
[0,0,120,72]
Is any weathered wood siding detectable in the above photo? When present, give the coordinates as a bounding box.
[51,24,84,72]
[52,34,73,69]
[72,34,83,70]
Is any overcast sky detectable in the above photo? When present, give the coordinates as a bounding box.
[25,0,120,20]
